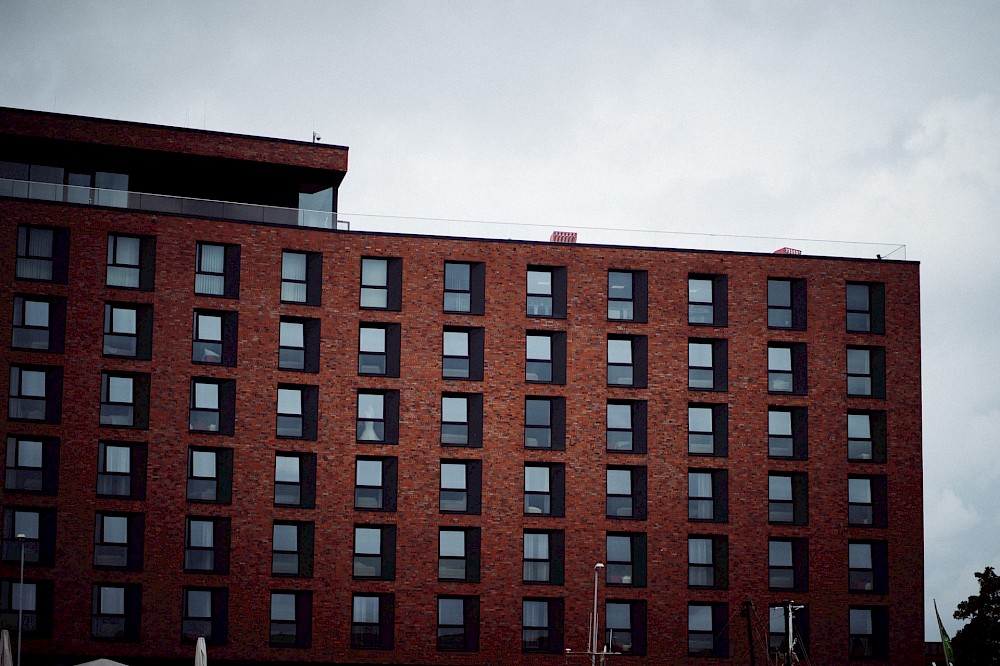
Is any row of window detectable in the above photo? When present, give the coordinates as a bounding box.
[14,226,887,331]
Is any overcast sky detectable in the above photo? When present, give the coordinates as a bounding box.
[3,0,999,640]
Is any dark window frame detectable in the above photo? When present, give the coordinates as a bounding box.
[279,316,320,373]
[350,593,394,650]
[522,529,564,585]
[358,323,401,377]
[849,606,889,660]
[93,511,144,571]
[354,456,397,512]
[194,242,240,298]
[181,586,228,646]
[439,527,481,583]
[186,447,233,504]
[524,462,566,517]
[443,326,485,381]
[848,475,888,527]
[849,540,888,594]
[353,524,397,581]
[189,378,236,435]
[270,590,312,648]
[276,383,318,440]
[100,371,150,429]
[5,435,59,495]
[768,472,809,526]
[606,532,647,588]
[356,389,399,444]
[440,459,482,514]
[7,364,62,423]
[360,257,402,311]
[526,266,567,319]
[688,274,727,326]
[688,339,727,391]
[768,406,808,459]
[274,452,316,508]
[192,309,237,366]
[688,535,729,589]
[91,583,141,642]
[767,278,806,329]
[525,396,565,450]
[281,250,322,306]
[688,602,729,657]
[768,343,808,395]
[846,282,885,334]
[526,331,567,384]
[687,403,728,456]
[607,400,648,454]
[1,578,54,638]
[688,469,729,523]
[441,393,483,448]
[606,466,648,520]
[437,595,480,652]
[847,410,887,463]
[183,516,230,574]
[107,233,155,291]
[15,225,69,284]
[521,597,564,653]
[768,537,809,591]
[12,294,66,353]
[608,270,648,323]
[271,521,314,578]
[605,599,647,656]
[608,335,647,388]
[847,346,886,399]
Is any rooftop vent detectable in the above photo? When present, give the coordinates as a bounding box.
[773,247,802,255]
[550,231,578,243]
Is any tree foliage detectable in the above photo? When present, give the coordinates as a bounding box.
[952,566,1000,665]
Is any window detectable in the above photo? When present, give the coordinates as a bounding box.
[849,541,888,594]
[849,476,887,527]
[100,372,150,428]
[525,397,565,450]
[298,183,334,227]
[439,527,481,582]
[688,603,728,657]
[12,295,65,352]
[8,365,61,422]
[768,473,808,525]
[522,598,563,652]
[848,411,887,462]
[522,530,564,584]
[182,587,228,645]
[354,457,397,511]
[353,525,396,580]
[688,339,727,391]
[192,310,236,365]
[275,453,317,508]
[97,441,145,499]
[606,533,647,587]
[606,400,647,453]
[440,460,482,514]
[356,390,399,443]
[688,274,727,325]
[2,508,56,565]
[688,403,728,456]
[437,596,479,652]
[688,470,728,522]
[189,378,235,435]
[769,538,808,590]
[358,323,400,377]
[271,591,312,648]
[15,225,68,283]
[278,317,320,372]
[276,384,318,439]
[104,303,153,359]
[444,261,485,314]
[107,234,155,290]
[769,605,809,660]
[441,394,483,447]
[524,463,565,516]
[608,335,647,387]
[606,601,646,655]
[688,536,728,589]
[768,343,807,394]
[272,522,314,577]
[351,593,394,650]
[443,327,484,380]
[767,278,806,329]
[1,579,53,638]
[91,584,141,641]
[608,270,648,322]
[195,242,239,298]
[5,436,58,495]
[93,512,143,570]
[849,607,888,659]
[360,257,402,310]
[184,517,230,574]
[768,407,807,459]
[526,332,566,384]
[606,467,647,520]
[526,266,566,318]
[281,250,321,305]
[186,447,233,504]
[847,346,886,398]
[847,282,885,334]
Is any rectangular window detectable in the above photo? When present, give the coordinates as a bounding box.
[607,400,647,453]
[688,275,727,325]
[107,234,155,290]
[526,266,566,318]
[278,316,320,373]
[688,470,728,522]
[97,441,144,499]
[606,467,647,520]
[356,390,399,444]
[849,607,888,659]
[91,584,141,641]
[93,512,143,570]
[608,270,648,322]
[360,257,402,310]
[847,282,885,334]
[354,457,397,511]
[608,335,647,387]
[186,447,233,504]
[5,436,58,495]
[439,527,481,582]
[688,535,728,589]
[8,365,61,423]
[100,372,149,429]
[522,530,564,584]
[768,278,806,329]
[440,460,482,514]
[276,384,318,439]
[849,476,887,527]
[16,225,68,283]
[768,343,807,394]
[769,538,808,590]
[606,601,646,655]
[849,541,888,594]
[104,302,152,359]
[848,411,887,462]
[526,331,566,384]
[606,533,646,587]
[12,295,65,353]
[184,517,230,574]
[353,525,396,580]
[525,397,565,450]
[182,587,228,645]
[272,521,314,577]
[688,603,728,657]
[768,407,808,459]
[444,261,486,314]
[195,242,239,297]
[189,378,235,435]
[444,327,485,381]
[847,346,886,398]
[522,598,563,652]
[281,250,321,305]
[1,579,53,638]
[192,310,236,366]
[769,473,808,525]
[524,463,565,516]
[441,393,483,447]
[351,593,394,650]
[688,339,727,391]
[271,590,312,648]
[274,453,316,508]
[687,403,728,456]
[358,323,400,377]
[437,596,480,652]
[2,508,55,565]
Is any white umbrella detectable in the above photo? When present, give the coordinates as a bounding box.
[195,636,207,666]
[0,629,12,666]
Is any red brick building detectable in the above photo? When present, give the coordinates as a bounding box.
[0,107,923,664]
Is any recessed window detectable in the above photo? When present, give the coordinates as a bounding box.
[276,384,318,440]
[688,275,727,326]
[358,323,400,377]
[15,225,69,283]
[2,507,55,565]
[192,310,236,366]
[437,596,480,652]
[278,316,320,373]
[769,473,808,525]
[356,390,399,444]
[606,533,646,587]
[351,593,394,650]
[849,476,887,527]
[848,411,887,462]
[688,470,728,522]
[107,234,155,291]
[100,372,150,429]
[608,335,647,388]
[769,538,808,590]
[93,512,143,571]
[104,303,152,359]
[8,365,61,423]
[441,394,483,447]
[607,467,647,520]
[525,397,565,450]
[688,535,728,589]
[195,242,239,298]
[522,598,563,653]
[768,407,807,459]
[849,541,888,594]
[1,578,52,638]
[847,346,886,398]
[12,295,65,353]
[182,587,227,645]
[768,343,807,394]
[5,435,58,495]
[439,527,481,582]
[688,339,727,391]
[270,590,312,648]
[607,401,647,453]
[523,530,564,584]
[440,460,482,514]
[524,463,565,516]
[443,327,484,380]
[353,525,396,580]
[608,270,647,322]
[189,378,235,435]
[688,603,728,657]
[274,453,316,508]
[98,441,145,499]
[526,332,566,384]
[444,261,486,314]
[360,257,402,310]
[605,601,646,655]
[281,250,321,305]
[272,521,314,577]
[354,457,397,511]
[186,447,233,504]
[688,404,728,456]
[184,517,230,574]
[847,282,885,334]
[91,584,141,641]
[526,266,566,318]
[849,607,888,659]
[768,278,806,329]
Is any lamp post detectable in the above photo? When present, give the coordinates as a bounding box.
[16,533,25,666]
[591,563,604,666]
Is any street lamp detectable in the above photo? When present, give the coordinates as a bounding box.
[16,533,25,666]
[591,563,605,666]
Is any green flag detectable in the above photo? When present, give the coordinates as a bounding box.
[934,599,955,665]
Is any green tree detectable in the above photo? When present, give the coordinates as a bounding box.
[952,566,1000,665]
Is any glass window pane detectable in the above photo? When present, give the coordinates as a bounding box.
[607,469,631,494]
[441,463,466,489]
[607,403,632,429]
[355,527,382,554]
[769,476,793,500]
[275,455,300,482]
[443,331,469,355]
[440,530,465,556]
[768,280,791,306]
[688,605,712,631]
[101,586,125,614]
[689,407,713,432]
[360,327,386,352]
[356,459,383,485]
[769,410,792,435]
[526,335,551,359]
[525,466,549,491]
[849,543,873,568]
[608,339,632,363]
[273,524,298,549]
[769,541,792,565]
[689,343,712,367]
[271,593,296,621]
[848,414,871,438]
[282,252,307,281]
[849,478,872,502]
[768,347,792,371]
[442,397,467,421]
[362,259,388,286]
[280,322,304,347]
